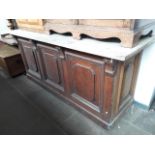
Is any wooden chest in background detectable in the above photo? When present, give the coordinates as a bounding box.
[0,44,25,77]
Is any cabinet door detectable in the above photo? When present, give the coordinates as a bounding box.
[37,44,65,92]
[18,39,41,79]
[65,51,105,113]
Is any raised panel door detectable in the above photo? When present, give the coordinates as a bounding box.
[65,51,105,113]
[37,44,65,92]
[18,39,41,79]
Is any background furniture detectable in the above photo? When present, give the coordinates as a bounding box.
[15,19,155,47]
[0,44,25,77]
[16,19,44,32]
[44,19,155,48]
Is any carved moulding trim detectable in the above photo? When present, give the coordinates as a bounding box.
[44,23,136,47]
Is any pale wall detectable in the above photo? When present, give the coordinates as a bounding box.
[134,43,155,107]
[0,19,10,37]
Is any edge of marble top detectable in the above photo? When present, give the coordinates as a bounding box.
[9,29,155,61]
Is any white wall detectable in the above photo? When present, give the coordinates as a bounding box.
[0,19,10,40]
[134,43,155,107]
[0,19,17,44]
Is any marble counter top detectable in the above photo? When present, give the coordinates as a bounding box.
[9,29,155,61]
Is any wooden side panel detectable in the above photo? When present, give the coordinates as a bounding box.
[121,62,134,101]
[130,53,142,96]
[118,58,136,111]
[120,53,142,104]
[65,51,104,112]
[79,19,134,29]
[18,39,41,79]
[37,44,65,92]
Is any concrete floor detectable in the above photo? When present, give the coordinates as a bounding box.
[0,71,155,135]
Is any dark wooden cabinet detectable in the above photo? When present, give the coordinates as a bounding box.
[17,38,141,129]
[37,44,65,93]
[18,39,41,79]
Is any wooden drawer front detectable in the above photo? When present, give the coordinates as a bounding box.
[37,44,65,92]
[45,19,78,25]
[26,19,43,25]
[79,19,133,28]
[16,19,43,30]
[18,39,41,79]
[66,51,104,113]
[17,19,42,25]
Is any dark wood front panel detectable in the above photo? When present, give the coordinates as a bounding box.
[72,63,95,102]
[43,53,60,83]
[37,44,64,92]
[65,51,105,113]
[18,39,41,79]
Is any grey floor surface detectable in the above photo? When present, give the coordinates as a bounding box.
[0,71,155,135]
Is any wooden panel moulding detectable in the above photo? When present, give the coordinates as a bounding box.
[18,39,41,79]
[37,44,65,92]
[65,51,105,113]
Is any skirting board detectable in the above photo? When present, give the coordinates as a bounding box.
[133,100,150,111]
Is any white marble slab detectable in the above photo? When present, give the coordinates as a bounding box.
[9,29,155,61]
